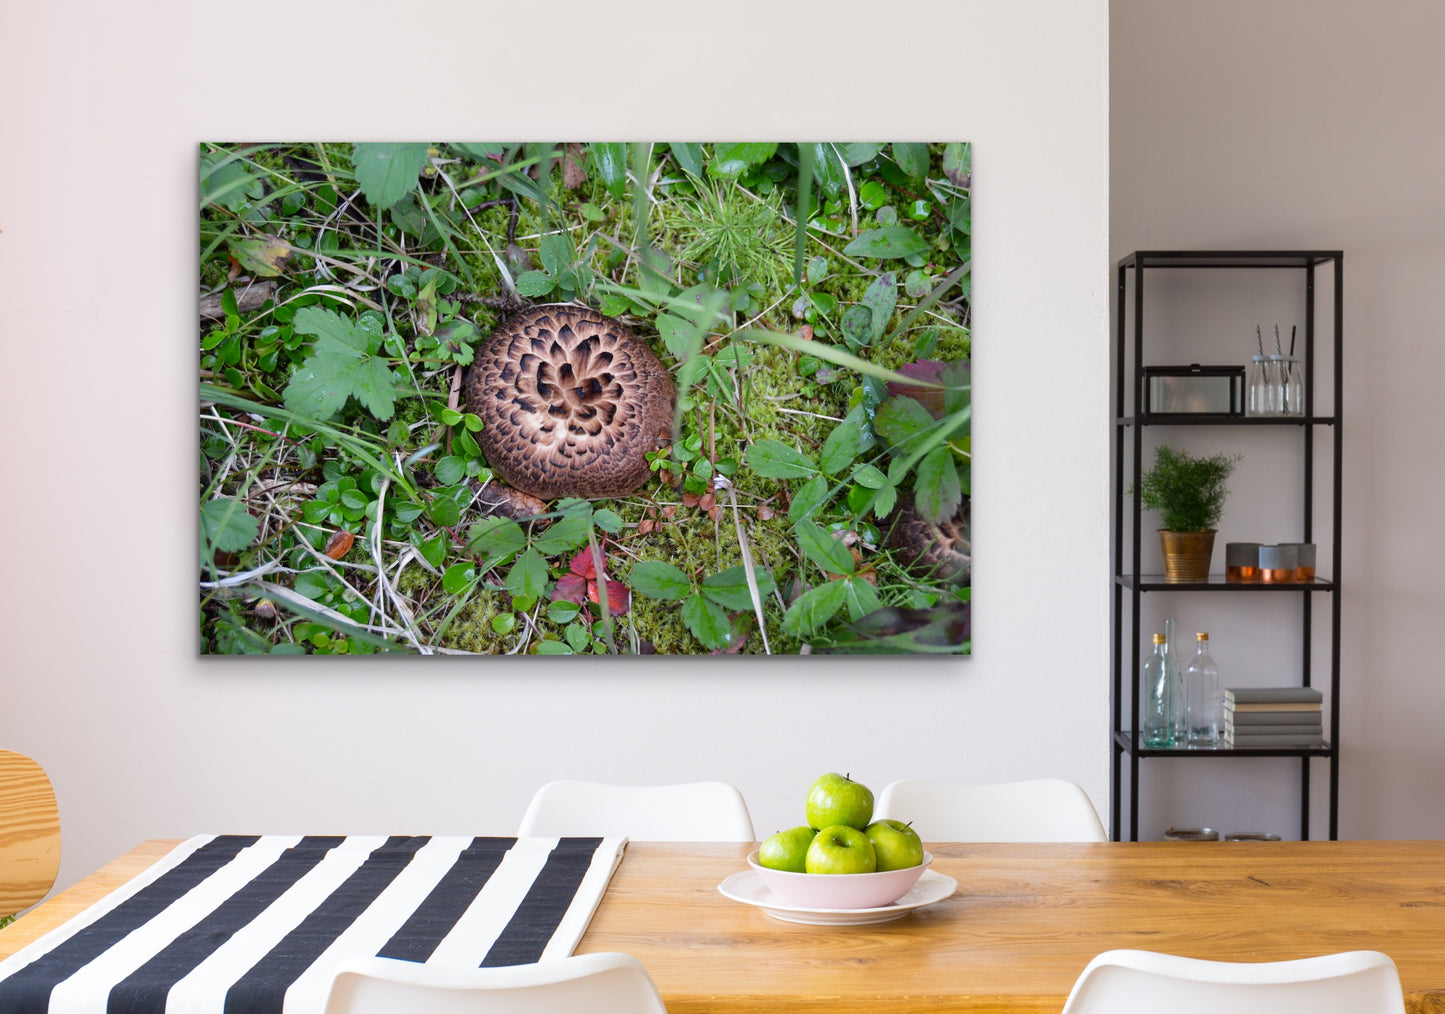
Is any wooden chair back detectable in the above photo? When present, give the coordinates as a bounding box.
[0,750,61,913]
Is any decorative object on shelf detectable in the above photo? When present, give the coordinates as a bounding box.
[1163,617,1185,744]
[1137,445,1241,582]
[1141,634,1173,748]
[1164,826,1220,841]
[1223,831,1282,841]
[1184,632,1221,747]
[1223,687,1324,748]
[1284,542,1317,582]
[1257,544,1298,584]
[1143,365,1245,418]
[1248,324,1305,416]
[1225,542,1262,582]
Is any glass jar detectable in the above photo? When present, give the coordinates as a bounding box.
[1247,355,1272,416]
[1277,355,1303,416]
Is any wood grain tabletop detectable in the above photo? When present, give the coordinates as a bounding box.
[3,839,1443,1013]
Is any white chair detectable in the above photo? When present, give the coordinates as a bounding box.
[875,777,1108,842]
[1060,948,1406,1014]
[324,952,667,1014]
[517,780,756,842]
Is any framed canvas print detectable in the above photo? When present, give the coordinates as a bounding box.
[199,142,971,655]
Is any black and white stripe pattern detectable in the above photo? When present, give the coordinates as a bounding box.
[0,834,626,1014]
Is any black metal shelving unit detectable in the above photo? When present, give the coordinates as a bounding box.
[1111,250,1343,842]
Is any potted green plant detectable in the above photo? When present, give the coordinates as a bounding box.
[1138,445,1240,582]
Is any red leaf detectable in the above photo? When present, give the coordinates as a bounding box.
[553,573,588,604]
[568,546,597,579]
[590,578,631,616]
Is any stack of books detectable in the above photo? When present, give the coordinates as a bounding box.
[1223,687,1325,748]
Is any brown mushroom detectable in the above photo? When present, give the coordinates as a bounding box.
[885,494,971,584]
[464,305,675,500]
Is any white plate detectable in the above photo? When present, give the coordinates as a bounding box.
[717,869,957,925]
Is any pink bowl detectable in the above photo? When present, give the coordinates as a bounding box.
[747,849,933,909]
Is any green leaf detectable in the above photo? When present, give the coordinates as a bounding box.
[434,455,466,485]
[942,142,971,186]
[794,519,855,575]
[201,496,258,553]
[442,562,476,596]
[837,142,884,166]
[199,153,262,211]
[744,440,818,480]
[843,226,930,261]
[656,313,702,361]
[851,463,889,489]
[781,579,849,636]
[515,271,555,297]
[228,235,292,278]
[820,418,863,476]
[708,142,778,178]
[532,514,592,556]
[800,142,847,201]
[351,143,431,211]
[840,305,872,351]
[682,591,734,650]
[628,560,692,601]
[539,232,572,277]
[505,548,548,601]
[787,474,830,523]
[861,272,897,343]
[593,508,624,535]
[669,142,704,178]
[588,142,628,198]
[874,396,936,452]
[914,445,963,524]
[293,306,370,351]
[700,565,777,612]
[891,142,930,180]
[467,516,526,566]
[428,495,461,528]
[535,639,572,655]
[842,576,884,622]
[735,327,944,389]
[283,333,397,422]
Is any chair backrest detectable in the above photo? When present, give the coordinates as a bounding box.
[875,777,1108,842]
[517,780,755,842]
[324,952,668,1014]
[1061,948,1407,1014]
[0,750,61,914]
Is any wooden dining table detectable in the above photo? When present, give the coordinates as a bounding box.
[3,838,1444,1013]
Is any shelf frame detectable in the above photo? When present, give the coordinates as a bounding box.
[1110,250,1344,843]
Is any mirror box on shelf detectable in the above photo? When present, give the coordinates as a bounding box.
[1142,364,1245,418]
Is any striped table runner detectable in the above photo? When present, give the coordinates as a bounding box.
[0,834,626,1014]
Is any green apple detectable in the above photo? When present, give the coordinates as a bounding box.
[758,826,817,873]
[864,819,924,871]
[804,772,875,831]
[805,825,877,874]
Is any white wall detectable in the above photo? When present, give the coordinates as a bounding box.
[1112,0,1445,838]
[1,0,1111,894]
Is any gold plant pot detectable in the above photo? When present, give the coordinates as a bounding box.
[1159,529,1216,583]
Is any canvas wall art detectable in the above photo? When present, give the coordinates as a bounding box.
[199,142,971,655]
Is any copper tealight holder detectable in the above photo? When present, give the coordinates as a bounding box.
[1282,542,1317,582]
[1225,542,1261,583]
[1257,544,1298,583]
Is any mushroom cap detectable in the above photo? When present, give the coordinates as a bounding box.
[464,305,676,500]
[885,494,971,584]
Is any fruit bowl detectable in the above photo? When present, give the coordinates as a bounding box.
[746,849,933,909]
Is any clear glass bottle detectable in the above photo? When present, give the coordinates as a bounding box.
[1247,355,1271,416]
[1163,618,1186,744]
[1279,354,1303,416]
[1185,632,1221,747]
[1141,634,1173,748]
